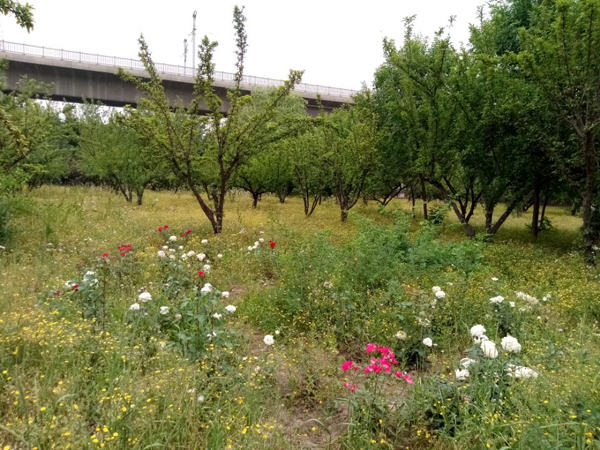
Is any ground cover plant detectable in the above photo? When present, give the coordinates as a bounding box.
[1,186,599,449]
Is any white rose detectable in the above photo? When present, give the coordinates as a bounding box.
[481,340,498,358]
[490,296,504,304]
[247,246,253,251]
[263,334,275,346]
[455,368,469,381]
[201,239,208,244]
[203,264,211,272]
[129,303,141,311]
[221,291,230,298]
[435,290,446,299]
[470,324,486,338]
[187,250,196,257]
[225,304,236,313]
[459,358,476,369]
[159,306,169,315]
[196,253,206,261]
[501,335,522,353]
[157,250,166,258]
[432,286,441,293]
[212,313,222,319]
[169,236,177,242]
[395,330,407,340]
[138,292,152,302]
[217,253,223,259]
[423,337,433,347]
[507,364,538,379]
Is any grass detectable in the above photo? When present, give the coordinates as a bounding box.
[1,186,599,449]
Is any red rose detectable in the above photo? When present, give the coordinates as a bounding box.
[186,229,192,235]
[269,241,276,248]
[197,271,204,277]
[102,253,109,258]
[120,253,126,257]
[158,227,163,232]
[164,225,169,229]
[72,285,79,291]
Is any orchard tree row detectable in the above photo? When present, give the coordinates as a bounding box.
[3,1,600,259]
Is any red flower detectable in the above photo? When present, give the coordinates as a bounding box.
[158,227,163,232]
[197,271,204,277]
[186,229,192,235]
[102,253,108,258]
[54,290,61,296]
[164,225,169,229]
[120,253,126,257]
[269,241,276,248]
[181,232,185,237]
[72,284,79,291]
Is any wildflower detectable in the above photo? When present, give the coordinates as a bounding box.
[72,284,79,291]
[201,239,208,244]
[174,313,182,320]
[481,340,498,358]
[455,369,469,381]
[225,304,236,313]
[491,277,499,281]
[158,227,163,232]
[470,324,486,338]
[507,364,538,379]
[269,241,276,248]
[157,250,166,258]
[490,295,504,304]
[509,301,516,308]
[423,337,433,347]
[197,395,205,402]
[435,290,446,299]
[254,241,260,247]
[206,331,217,340]
[366,343,377,353]
[417,318,431,327]
[516,291,538,305]
[197,271,204,277]
[212,313,222,319]
[129,303,141,311]
[187,250,195,257]
[138,292,152,302]
[395,330,407,340]
[221,291,230,298]
[501,335,522,353]
[164,225,169,229]
[432,286,441,293]
[263,335,275,346]
[101,253,108,258]
[259,238,265,243]
[159,306,169,315]
[203,264,211,272]
[343,382,356,392]
[200,283,213,295]
[186,229,192,235]
[217,253,223,258]
[169,236,177,242]
[323,281,333,289]
[178,245,184,250]
[275,330,280,335]
[247,246,254,251]
[197,253,206,261]
[341,361,354,371]
[181,254,187,261]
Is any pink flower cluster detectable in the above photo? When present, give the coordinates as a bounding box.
[341,343,414,392]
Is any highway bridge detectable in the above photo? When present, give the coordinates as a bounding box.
[0,40,356,116]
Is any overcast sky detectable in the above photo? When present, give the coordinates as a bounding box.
[0,0,485,90]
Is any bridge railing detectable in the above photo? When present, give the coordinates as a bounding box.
[0,40,357,99]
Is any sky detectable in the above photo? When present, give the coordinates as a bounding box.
[0,0,485,90]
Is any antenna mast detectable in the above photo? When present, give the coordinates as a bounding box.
[192,11,197,74]
[183,38,188,71]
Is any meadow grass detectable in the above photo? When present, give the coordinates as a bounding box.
[1,186,599,449]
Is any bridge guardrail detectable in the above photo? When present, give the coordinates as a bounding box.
[0,40,357,99]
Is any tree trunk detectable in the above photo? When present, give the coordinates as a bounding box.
[341,210,348,222]
[420,175,428,220]
[252,193,260,209]
[581,130,598,257]
[136,188,144,206]
[531,182,541,240]
[485,207,493,235]
[541,193,549,222]
[410,184,416,217]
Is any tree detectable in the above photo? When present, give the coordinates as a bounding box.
[0,0,34,31]
[79,105,158,205]
[518,0,600,257]
[322,91,379,222]
[120,6,303,233]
